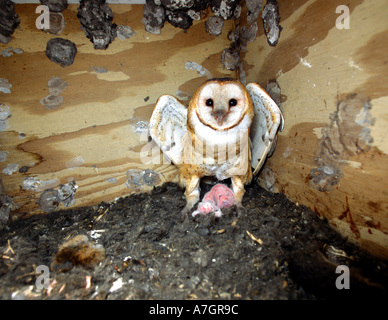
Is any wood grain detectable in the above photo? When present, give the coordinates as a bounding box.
[243,0,388,259]
[0,4,235,218]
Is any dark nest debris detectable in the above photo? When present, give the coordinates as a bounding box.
[39,0,68,13]
[142,0,240,34]
[77,0,117,50]
[0,0,20,44]
[45,38,77,67]
[0,182,387,300]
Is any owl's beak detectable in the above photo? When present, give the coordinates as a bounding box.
[212,108,228,126]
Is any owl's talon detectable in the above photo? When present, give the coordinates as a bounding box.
[180,208,190,222]
[236,205,245,217]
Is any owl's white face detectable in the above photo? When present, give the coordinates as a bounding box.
[194,81,249,131]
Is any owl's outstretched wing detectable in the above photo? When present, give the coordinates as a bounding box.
[149,95,188,165]
[246,83,284,177]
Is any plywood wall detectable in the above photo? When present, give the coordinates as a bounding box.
[0,4,235,218]
[242,0,388,259]
[1,1,388,260]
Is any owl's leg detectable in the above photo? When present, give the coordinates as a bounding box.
[181,176,201,220]
[231,176,245,216]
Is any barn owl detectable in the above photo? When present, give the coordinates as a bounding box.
[149,78,284,219]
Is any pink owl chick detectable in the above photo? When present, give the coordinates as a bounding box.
[192,184,235,218]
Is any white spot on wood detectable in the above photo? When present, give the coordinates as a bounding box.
[133,121,149,134]
[0,78,12,94]
[313,127,323,139]
[339,160,362,169]
[0,104,11,131]
[116,25,136,40]
[106,177,118,184]
[299,57,312,68]
[23,177,60,191]
[282,146,292,159]
[69,70,129,81]
[66,156,85,169]
[276,69,283,77]
[185,61,213,78]
[0,151,9,162]
[3,163,19,175]
[347,58,363,71]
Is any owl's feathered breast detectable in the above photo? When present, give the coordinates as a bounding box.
[182,108,252,180]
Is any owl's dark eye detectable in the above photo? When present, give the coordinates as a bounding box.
[205,99,214,107]
[229,99,238,107]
